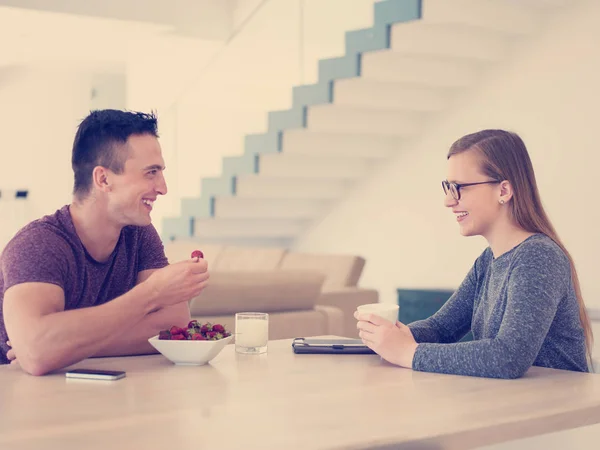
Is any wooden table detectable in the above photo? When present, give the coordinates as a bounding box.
[1,337,600,450]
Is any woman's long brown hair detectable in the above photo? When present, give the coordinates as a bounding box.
[448,129,593,364]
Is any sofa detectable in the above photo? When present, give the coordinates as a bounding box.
[162,241,378,340]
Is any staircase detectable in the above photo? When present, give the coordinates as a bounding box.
[162,0,571,247]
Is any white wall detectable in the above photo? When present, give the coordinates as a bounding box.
[294,0,600,314]
[146,0,379,234]
[90,72,126,111]
[233,0,264,29]
[0,67,91,250]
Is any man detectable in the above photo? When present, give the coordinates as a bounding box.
[0,109,208,375]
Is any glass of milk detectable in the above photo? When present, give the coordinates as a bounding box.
[235,312,269,354]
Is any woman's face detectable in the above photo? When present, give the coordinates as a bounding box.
[444,150,502,238]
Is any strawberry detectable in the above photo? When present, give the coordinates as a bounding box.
[158,330,171,340]
[169,326,183,335]
[191,250,204,259]
[164,322,229,341]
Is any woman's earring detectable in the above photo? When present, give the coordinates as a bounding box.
[499,199,505,204]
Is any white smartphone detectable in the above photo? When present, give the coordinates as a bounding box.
[65,368,126,381]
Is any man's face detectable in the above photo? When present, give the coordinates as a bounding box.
[107,134,167,227]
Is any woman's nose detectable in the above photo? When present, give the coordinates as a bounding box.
[444,191,458,208]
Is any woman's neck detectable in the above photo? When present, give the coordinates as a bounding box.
[486,221,537,259]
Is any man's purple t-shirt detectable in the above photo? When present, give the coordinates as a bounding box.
[0,205,169,364]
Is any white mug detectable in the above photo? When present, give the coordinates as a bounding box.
[356,303,399,324]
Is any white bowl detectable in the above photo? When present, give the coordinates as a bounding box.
[148,335,234,366]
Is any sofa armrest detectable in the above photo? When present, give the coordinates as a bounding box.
[317,287,379,338]
[314,305,345,337]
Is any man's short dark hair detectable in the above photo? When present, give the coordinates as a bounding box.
[71,109,159,199]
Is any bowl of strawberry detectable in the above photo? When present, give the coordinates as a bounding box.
[148,320,233,365]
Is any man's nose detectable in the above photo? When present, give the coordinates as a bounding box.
[156,173,167,195]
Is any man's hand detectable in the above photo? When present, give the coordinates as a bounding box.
[145,259,209,308]
[355,311,418,368]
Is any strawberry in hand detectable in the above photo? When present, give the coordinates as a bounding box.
[191,250,204,260]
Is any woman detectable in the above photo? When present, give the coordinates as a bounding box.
[355,129,593,379]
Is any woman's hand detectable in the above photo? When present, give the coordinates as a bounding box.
[354,311,418,368]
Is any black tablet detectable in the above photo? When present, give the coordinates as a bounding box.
[292,337,376,354]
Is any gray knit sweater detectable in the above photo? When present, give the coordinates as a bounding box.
[408,234,589,379]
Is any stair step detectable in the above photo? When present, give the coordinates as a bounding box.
[390,23,512,61]
[192,218,308,239]
[333,78,447,112]
[258,153,372,179]
[282,129,399,158]
[420,0,539,35]
[361,51,482,87]
[495,0,572,11]
[162,216,193,240]
[213,197,329,219]
[307,104,422,136]
[235,175,351,200]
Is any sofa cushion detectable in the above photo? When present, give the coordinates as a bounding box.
[212,246,287,271]
[189,270,325,316]
[191,308,341,341]
[278,252,365,290]
[397,288,473,342]
[163,241,224,265]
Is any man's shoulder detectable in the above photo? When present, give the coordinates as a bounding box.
[121,223,163,250]
[2,206,77,260]
[0,206,80,291]
[122,223,168,271]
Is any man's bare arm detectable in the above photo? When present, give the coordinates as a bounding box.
[5,261,207,375]
[4,281,160,376]
[90,268,191,357]
[90,302,191,357]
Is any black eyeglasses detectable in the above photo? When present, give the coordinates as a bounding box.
[442,180,501,201]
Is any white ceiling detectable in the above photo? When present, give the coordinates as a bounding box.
[0,0,238,78]
[0,0,235,39]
